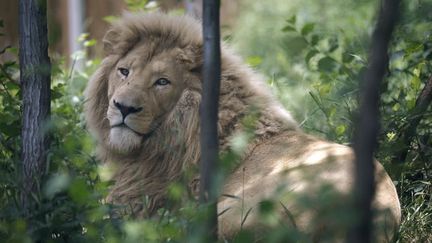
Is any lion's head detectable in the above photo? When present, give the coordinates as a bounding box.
[105,46,200,152]
[85,13,205,155]
[85,12,295,157]
[84,12,297,214]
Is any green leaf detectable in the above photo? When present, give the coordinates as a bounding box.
[342,52,354,63]
[407,99,416,110]
[167,183,185,200]
[51,88,64,100]
[84,39,97,47]
[259,200,275,214]
[411,76,421,91]
[0,122,20,137]
[282,25,296,32]
[69,179,91,204]
[284,36,308,54]
[233,231,254,243]
[5,80,19,90]
[392,103,401,111]
[335,125,346,136]
[318,83,332,96]
[310,34,320,46]
[78,33,89,42]
[305,50,319,64]
[246,56,262,67]
[286,15,296,24]
[44,173,71,199]
[318,56,338,72]
[301,23,315,36]
[328,38,339,52]
[328,106,337,119]
[0,20,3,28]
[405,42,423,55]
[309,91,322,108]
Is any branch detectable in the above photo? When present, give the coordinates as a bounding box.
[393,74,432,163]
[348,0,400,242]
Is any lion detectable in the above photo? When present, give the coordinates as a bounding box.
[84,12,401,240]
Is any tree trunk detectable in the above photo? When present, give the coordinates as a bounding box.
[348,0,400,242]
[19,0,51,212]
[200,0,221,240]
[393,74,432,164]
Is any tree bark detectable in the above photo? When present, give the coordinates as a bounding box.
[19,0,51,212]
[348,0,400,242]
[200,0,221,240]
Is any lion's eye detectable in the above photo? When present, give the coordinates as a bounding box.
[118,67,129,77]
[154,78,171,86]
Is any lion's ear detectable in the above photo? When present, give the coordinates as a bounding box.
[103,24,141,56]
[103,28,121,55]
[177,45,202,74]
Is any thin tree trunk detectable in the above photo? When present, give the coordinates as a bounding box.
[19,0,51,212]
[348,0,400,242]
[393,74,432,164]
[200,0,221,240]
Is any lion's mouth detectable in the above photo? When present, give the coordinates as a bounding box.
[111,123,146,137]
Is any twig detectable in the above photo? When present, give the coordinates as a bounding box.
[393,74,432,164]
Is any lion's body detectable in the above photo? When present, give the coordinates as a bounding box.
[84,13,400,240]
[219,131,400,239]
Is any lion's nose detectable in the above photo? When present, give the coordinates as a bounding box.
[113,99,143,118]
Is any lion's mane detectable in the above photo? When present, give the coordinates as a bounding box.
[84,13,297,214]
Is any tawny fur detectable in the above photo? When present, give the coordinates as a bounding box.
[84,12,400,240]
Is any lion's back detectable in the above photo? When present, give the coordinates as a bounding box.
[218,130,400,240]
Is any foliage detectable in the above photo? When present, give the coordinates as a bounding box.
[233,0,432,241]
[0,0,431,242]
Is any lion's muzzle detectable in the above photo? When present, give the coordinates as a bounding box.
[113,99,143,119]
